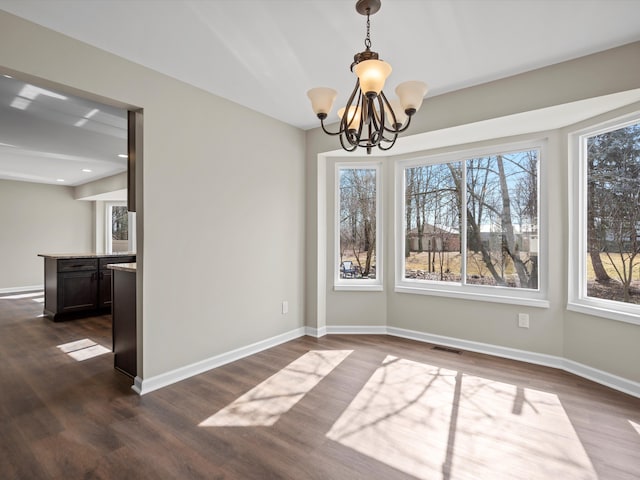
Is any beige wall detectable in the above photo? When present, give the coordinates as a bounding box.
[0,179,93,290]
[3,9,638,389]
[0,11,306,379]
[74,172,127,200]
[306,42,640,383]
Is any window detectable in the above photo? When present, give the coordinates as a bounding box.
[396,141,546,306]
[569,115,640,324]
[106,203,136,253]
[335,163,382,290]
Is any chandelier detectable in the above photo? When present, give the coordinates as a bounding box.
[307,0,428,154]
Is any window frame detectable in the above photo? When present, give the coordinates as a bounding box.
[105,202,136,254]
[334,161,383,291]
[395,139,549,308]
[568,112,640,325]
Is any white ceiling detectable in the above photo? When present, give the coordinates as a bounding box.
[0,74,127,186]
[1,0,640,183]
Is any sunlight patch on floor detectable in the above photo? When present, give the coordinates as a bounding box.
[0,291,44,300]
[199,349,352,427]
[57,338,110,361]
[326,355,597,480]
[630,420,640,436]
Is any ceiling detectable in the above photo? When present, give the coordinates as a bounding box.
[1,0,640,184]
[0,74,127,186]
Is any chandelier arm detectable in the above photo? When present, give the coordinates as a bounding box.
[379,91,402,134]
[320,118,346,136]
[392,114,413,133]
[350,94,366,145]
[341,79,362,133]
[370,97,381,128]
[377,135,398,151]
[363,119,374,154]
[346,130,359,147]
[378,127,399,144]
[375,94,401,144]
[376,94,386,133]
[381,91,399,127]
[339,133,359,152]
[368,100,383,147]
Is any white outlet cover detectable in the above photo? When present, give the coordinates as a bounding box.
[518,313,529,328]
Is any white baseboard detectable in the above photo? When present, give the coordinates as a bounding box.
[386,327,565,368]
[0,285,43,294]
[131,323,640,399]
[561,358,640,399]
[327,325,388,335]
[305,325,327,338]
[133,327,307,395]
[386,326,640,399]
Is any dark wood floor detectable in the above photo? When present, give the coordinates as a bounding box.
[1,290,639,479]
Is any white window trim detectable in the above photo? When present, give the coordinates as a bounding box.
[567,112,640,326]
[334,162,383,291]
[395,139,549,308]
[105,202,136,254]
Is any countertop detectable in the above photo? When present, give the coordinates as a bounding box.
[106,262,137,273]
[38,252,136,259]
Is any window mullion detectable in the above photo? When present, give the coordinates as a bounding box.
[461,160,467,285]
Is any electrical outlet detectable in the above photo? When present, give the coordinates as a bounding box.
[518,313,529,328]
[282,301,289,315]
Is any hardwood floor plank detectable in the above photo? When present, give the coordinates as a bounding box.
[1,293,639,479]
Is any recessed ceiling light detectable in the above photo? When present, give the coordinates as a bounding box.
[18,84,67,101]
[56,179,65,182]
[117,154,128,158]
[10,97,30,110]
[82,169,92,173]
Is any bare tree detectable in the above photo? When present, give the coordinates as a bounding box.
[340,168,377,278]
[587,123,640,302]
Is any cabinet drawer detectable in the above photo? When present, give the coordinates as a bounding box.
[58,258,98,272]
[99,256,136,268]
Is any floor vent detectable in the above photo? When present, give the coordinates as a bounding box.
[432,345,462,355]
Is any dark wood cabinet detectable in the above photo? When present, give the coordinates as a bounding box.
[41,254,135,320]
[59,269,99,313]
[111,266,137,378]
[98,257,125,308]
[98,269,113,308]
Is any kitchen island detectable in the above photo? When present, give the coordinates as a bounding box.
[39,252,136,321]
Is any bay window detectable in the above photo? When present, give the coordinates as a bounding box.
[396,140,546,306]
[569,114,640,324]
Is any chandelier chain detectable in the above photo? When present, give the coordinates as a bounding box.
[364,9,371,50]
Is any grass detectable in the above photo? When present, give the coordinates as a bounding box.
[405,251,524,277]
[342,249,640,302]
[585,252,640,282]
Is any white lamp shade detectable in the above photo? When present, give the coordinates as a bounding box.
[395,81,428,112]
[354,60,392,96]
[384,99,408,126]
[338,105,361,130]
[307,87,337,115]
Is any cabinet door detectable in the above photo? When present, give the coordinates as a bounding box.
[58,271,98,313]
[98,269,112,308]
[112,269,137,377]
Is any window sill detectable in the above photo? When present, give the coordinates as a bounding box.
[334,284,383,292]
[567,301,640,326]
[395,284,550,308]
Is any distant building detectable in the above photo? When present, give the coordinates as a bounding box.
[407,224,460,252]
